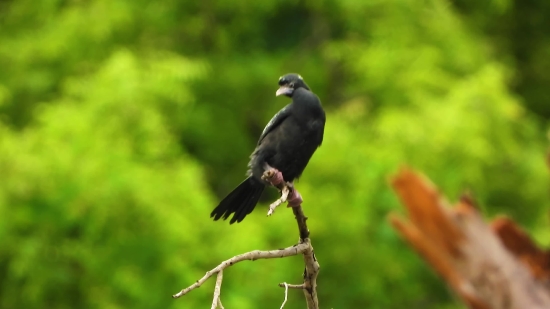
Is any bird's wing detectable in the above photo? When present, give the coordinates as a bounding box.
[317,114,326,146]
[257,104,292,145]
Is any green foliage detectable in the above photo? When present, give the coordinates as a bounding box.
[0,0,549,308]
[0,49,214,308]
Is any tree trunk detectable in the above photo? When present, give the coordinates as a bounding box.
[389,168,550,309]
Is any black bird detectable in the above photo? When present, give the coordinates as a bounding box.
[210,73,326,224]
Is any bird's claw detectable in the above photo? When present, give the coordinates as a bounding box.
[261,167,284,187]
[287,187,303,207]
[262,165,303,216]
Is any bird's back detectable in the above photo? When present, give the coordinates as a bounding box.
[251,88,325,182]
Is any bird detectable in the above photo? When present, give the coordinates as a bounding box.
[210,73,326,224]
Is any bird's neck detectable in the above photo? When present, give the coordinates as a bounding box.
[291,89,323,115]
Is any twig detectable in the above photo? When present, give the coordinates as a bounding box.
[268,185,290,216]
[172,244,309,298]
[211,270,223,309]
[278,283,305,289]
[298,236,319,308]
[280,282,289,309]
[291,206,310,240]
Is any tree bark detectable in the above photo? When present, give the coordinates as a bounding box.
[389,168,550,309]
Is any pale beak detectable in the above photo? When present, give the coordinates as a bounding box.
[276,86,294,96]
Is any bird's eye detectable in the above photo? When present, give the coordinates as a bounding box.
[289,82,295,88]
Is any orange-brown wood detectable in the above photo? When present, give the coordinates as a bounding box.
[389,168,550,309]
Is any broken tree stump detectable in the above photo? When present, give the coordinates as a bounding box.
[389,168,550,309]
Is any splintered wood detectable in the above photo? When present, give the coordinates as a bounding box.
[389,169,550,309]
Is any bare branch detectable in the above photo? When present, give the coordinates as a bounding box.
[270,180,319,308]
[263,178,320,308]
[172,244,309,298]
[278,283,305,289]
[210,270,223,309]
[268,185,290,216]
[298,237,320,309]
[175,168,320,308]
[280,282,289,309]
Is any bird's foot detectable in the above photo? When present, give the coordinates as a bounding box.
[287,186,303,207]
[263,166,288,216]
[261,167,284,187]
[262,167,303,215]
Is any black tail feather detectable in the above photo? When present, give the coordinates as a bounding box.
[211,177,265,224]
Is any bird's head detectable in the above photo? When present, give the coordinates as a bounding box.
[276,73,310,97]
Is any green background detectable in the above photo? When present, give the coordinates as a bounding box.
[1,0,549,308]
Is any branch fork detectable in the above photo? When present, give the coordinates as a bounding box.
[173,168,320,308]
